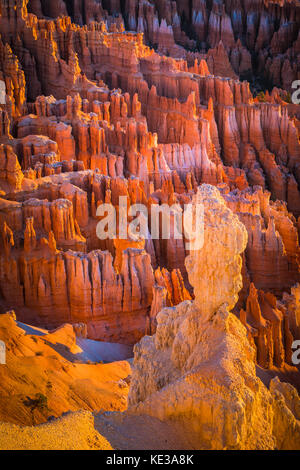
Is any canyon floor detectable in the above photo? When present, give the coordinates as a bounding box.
[0,0,300,450]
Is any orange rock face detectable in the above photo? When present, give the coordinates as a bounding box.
[0,0,299,387]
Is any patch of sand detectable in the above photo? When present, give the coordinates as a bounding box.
[0,411,113,450]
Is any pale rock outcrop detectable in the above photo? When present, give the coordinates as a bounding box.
[123,185,300,450]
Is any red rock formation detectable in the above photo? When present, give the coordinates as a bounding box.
[223,186,300,294]
[240,283,294,368]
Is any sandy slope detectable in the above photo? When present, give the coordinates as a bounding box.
[0,312,131,426]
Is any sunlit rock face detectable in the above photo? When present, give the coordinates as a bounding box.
[128,185,300,450]
[26,0,300,92]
